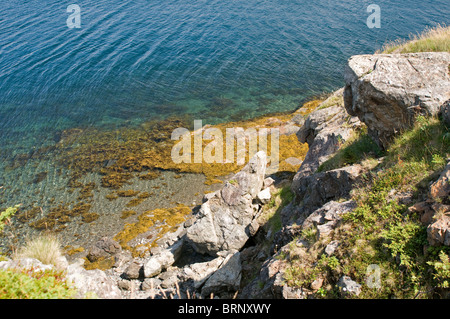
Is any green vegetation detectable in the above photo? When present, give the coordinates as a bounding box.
[317,95,344,110]
[341,116,449,298]
[318,128,383,172]
[0,268,76,299]
[284,115,450,298]
[262,185,294,236]
[428,251,450,289]
[1,218,78,298]
[379,24,450,54]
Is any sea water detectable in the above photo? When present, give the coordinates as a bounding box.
[0,0,448,251]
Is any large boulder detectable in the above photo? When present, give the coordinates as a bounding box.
[186,151,267,256]
[344,52,450,149]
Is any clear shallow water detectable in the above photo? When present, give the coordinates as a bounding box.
[0,0,448,251]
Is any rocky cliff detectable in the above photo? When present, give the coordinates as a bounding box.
[2,51,449,299]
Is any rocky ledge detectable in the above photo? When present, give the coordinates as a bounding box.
[2,51,449,299]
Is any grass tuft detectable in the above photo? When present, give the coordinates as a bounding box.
[13,233,65,270]
[379,24,450,54]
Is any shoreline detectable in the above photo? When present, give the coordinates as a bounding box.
[0,94,325,263]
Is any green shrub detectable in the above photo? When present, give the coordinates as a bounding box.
[428,251,450,289]
[0,268,76,299]
[0,205,19,233]
[340,116,450,298]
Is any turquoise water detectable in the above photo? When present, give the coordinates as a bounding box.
[0,0,448,251]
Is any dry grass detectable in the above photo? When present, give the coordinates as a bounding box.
[378,24,450,54]
[13,233,65,269]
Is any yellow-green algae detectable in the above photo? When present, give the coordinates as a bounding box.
[54,100,321,190]
[14,99,322,266]
[113,204,192,257]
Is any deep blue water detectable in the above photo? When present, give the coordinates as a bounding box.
[1,0,448,150]
[0,0,449,250]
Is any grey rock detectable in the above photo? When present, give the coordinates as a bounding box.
[263,177,275,188]
[291,114,306,126]
[344,52,450,149]
[182,256,225,289]
[325,240,340,256]
[186,152,267,256]
[141,277,163,291]
[66,259,122,299]
[282,286,307,299]
[201,252,242,298]
[143,239,184,278]
[257,188,272,204]
[337,275,362,297]
[123,258,143,279]
[292,165,363,221]
[302,200,357,232]
[158,268,180,289]
[87,237,121,263]
[292,89,362,193]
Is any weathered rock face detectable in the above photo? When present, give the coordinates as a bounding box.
[186,151,267,256]
[201,252,242,298]
[428,216,450,246]
[441,100,450,127]
[292,89,362,192]
[301,200,357,240]
[66,259,122,299]
[292,164,363,221]
[344,52,450,149]
[86,237,122,263]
